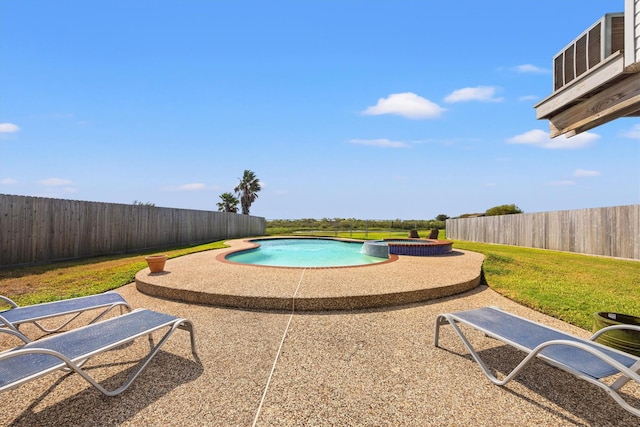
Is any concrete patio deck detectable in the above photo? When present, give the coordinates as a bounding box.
[2,241,639,426]
[134,238,485,311]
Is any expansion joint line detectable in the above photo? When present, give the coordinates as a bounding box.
[252,268,305,427]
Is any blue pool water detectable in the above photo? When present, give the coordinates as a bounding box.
[225,238,388,267]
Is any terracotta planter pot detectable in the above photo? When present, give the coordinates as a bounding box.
[593,312,640,357]
[145,254,168,273]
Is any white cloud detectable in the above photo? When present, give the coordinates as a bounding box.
[444,86,504,103]
[362,92,445,119]
[507,129,548,144]
[37,179,78,195]
[40,177,73,186]
[513,64,550,74]
[0,123,20,133]
[574,169,600,177]
[506,129,599,149]
[619,124,640,139]
[0,178,18,185]
[164,182,218,191]
[518,95,539,101]
[545,133,600,149]
[349,138,410,148]
[548,180,576,186]
[178,183,206,191]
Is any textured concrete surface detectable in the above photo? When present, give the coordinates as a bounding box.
[134,238,484,311]
[2,243,639,426]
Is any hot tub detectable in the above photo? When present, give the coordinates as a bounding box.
[362,239,453,258]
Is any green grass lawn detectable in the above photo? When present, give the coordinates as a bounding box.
[451,241,640,329]
[0,241,228,307]
[1,235,638,331]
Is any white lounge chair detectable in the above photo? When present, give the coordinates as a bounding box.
[0,308,197,396]
[0,292,131,336]
[434,306,640,417]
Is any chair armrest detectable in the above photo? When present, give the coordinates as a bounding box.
[0,295,19,309]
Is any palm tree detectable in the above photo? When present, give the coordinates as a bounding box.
[234,170,261,215]
[217,192,239,213]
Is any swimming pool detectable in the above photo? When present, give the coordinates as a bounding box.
[224,238,389,268]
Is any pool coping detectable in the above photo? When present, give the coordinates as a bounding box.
[135,237,485,311]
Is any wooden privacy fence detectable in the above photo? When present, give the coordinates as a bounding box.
[0,194,266,267]
[446,205,639,260]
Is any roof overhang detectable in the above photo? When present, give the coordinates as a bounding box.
[535,52,640,138]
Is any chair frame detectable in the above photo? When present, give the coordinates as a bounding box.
[0,308,197,396]
[0,292,131,335]
[434,306,640,417]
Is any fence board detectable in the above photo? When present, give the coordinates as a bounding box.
[446,205,639,260]
[0,194,266,267]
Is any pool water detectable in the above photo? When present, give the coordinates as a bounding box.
[225,238,388,267]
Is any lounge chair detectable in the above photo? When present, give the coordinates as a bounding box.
[434,306,640,417]
[0,308,197,396]
[0,292,131,336]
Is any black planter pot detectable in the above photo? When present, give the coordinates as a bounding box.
[593,312,640,357]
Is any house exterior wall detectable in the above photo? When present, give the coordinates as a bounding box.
[625,0,640,69]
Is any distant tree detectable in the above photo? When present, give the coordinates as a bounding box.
[234,169,261,215]
[132,200,156,207]
[217,192,239,213]
[485,204,523,216]
[435,214,449,221]
[430,220,446,230]
[457,213,484,218]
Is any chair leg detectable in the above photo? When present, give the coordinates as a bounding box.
[610,359,640,390]
[32,312,84,333]
[76,318,197,396]
[433,313,539,386]
[87,303,132,325]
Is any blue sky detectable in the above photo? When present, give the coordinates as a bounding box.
[1,0,638,220]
